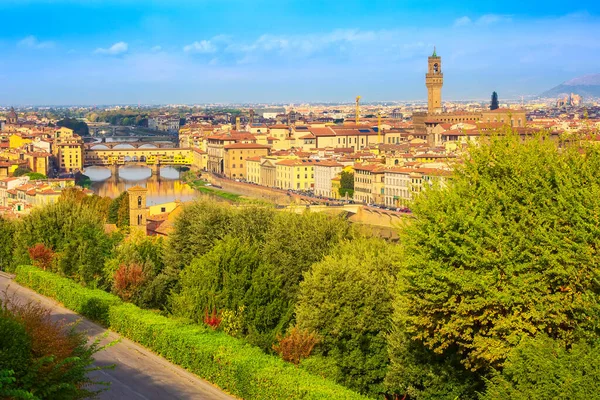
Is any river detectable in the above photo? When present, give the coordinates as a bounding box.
[85,166,199,206]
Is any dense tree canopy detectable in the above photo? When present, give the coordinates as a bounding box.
[296,238,402,396]
[13,200,116,286]
[390,133,600,381]
[57,117,89,136]
[482,335,600,399]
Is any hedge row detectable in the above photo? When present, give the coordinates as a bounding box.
[14,266,367,400]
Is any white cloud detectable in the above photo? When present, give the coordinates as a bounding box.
[183,40,217,54]
[18,35,54,49]
[151,45,162,52]
[453,16,472,27]
[94,41,128,55]
[476,14,512,25]
[453,14,512,28]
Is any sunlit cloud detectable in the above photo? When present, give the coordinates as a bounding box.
[183,40,216,54]
[94,41,128,55]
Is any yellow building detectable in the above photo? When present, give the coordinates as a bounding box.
[353,163,386,204]
[223,143,270,179]
[192,148,208,171]
[275,158,316,190]
[52,127,84,172]
[56,142,83,172]
[8,133,33,149]
[246,156,262,184]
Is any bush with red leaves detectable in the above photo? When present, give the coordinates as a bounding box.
[203,307,222,330]
[27,243,55,271]
[272,326,319,365]
[113,263,146,302]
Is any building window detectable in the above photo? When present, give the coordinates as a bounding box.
[137,196,142,208]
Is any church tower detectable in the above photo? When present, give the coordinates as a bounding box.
[128,186,148,235]
[426,47,443,114]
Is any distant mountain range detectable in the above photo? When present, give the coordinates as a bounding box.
[540,74,600,99]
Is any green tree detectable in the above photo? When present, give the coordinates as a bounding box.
[339,171,354,198]
[482,336,600,399]
[296,238,402,396]
[245,212,355,349]
[0,218,16,271]
[57,117,89,136]
[108,192,130,228]
[104,232,167,308]
[172,236,261,324]
[12,167,32,177]
[390,132,600,380]
[25,172,46,180]
[490,91,499,110]
[14,199,116,287]
[163,200,233,273]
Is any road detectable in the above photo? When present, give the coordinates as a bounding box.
[0,274,236,400]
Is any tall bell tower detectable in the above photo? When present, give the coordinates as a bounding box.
[128,186,148,235]
[426,47,443,114]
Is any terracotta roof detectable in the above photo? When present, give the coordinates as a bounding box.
[224,143,270,150]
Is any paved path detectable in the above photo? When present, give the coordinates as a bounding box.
[0,274,236,400]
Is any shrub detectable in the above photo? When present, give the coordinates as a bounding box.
[113,263,146,302]
[15,265,123,324]
[15,266,368,400]
[273,326,319,365]
[1,293,110,399]
[203,307,222,330]
[481,335,600,399]
[27,244,55,271]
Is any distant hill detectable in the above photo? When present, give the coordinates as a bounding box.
[540,74,600,99]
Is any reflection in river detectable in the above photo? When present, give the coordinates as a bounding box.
[85,166,198,206]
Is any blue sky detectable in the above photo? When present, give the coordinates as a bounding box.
[0,0,599,105]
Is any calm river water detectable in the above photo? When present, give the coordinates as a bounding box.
[85,166,198,206]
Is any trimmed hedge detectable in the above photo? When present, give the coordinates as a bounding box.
[15,266,367,400]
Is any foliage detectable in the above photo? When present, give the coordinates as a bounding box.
[171,236,261,324]
[0,370,37,400]
[57,117,89,136]
[14,265,368,400]
[113,263,146,302]
[391,133,600,381]
[0,293,110,399]
[0,217,16,271]
[296,238,402,396]
[104,232,166,308]
[490,91,499,110]
[27,244,55,271]
[221,306,245,337]
[273,326,319,366]
[163,200,233,274]
[13,199,116,286]
[107,191,130,228]
[481,335,600,399]
[25,172,46,181]
[13,166,32,177]
[59,188,111,220]
[16,265,123,324]
[171,207,355,351]
[203,307,222,330]
[339,171,354,198]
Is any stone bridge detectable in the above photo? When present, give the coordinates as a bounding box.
[85,142,175,150]
[84,147,193,172]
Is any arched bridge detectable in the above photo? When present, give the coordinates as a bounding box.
[84,147,193,168]
[85,142,175,150]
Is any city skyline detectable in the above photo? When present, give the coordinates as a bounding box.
[1,0,599,105]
